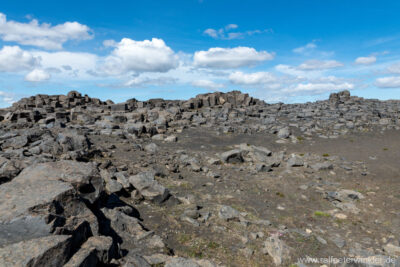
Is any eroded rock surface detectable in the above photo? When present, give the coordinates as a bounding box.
[1,90,400,266]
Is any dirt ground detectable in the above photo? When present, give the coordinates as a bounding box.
[90,127,400,266]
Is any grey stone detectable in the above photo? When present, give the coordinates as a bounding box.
[0,157,21,184]
[220,149,244,163]
[2,135,28,149]
[287,155,304,167]
[383,243,400,257]
[129,172,170,203]
[64,236,116,267]
[262,235,292,266]
[330,235,346,248]
[165,257,201,267]
[56,130,90,153]
[0,235,72,267]
[218,205,240,221]
[144,143,158,153]
[14,160,103,204]
[122,254,151,267]
[310,161,333,171]
[277,127,291,139]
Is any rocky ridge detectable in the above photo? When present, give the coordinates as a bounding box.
[0,90,400,266]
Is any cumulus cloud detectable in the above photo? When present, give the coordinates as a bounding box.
[194,47,274,69]
[203,24,271,40]
[32,51,98,78]
[0,12,93,50]
[102,38,179,75]
[298,60,344,71]
[355,56,376,65]
[375,76,400,88]
[192,79,225,90]
[25,69,51,82]
[229,71,276,85]
[0,45,39,72]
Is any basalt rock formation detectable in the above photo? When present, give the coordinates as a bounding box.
[0,90,400,266]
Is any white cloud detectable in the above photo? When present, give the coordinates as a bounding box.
[0,12,93,50]
[203,28,219,38]
[123,76,177,87]
[194,47,274,68]
[355,56,376,65]
[203,24,271,40]
[387,63,400,74]
[32,51,98,78]
[285,82,354,94]
[192,79,225,90]
[275,64,306,77]
[375,76,400,88]
[298,60,344,70]
[275,64,324,81]
[0,91,16,106]
[225,24,238,30]
[25,69,51,82]
[293,42,317,54]
[102,38,179,75]
[0,45,39,72]
[229,71,276,85]
[103,39,117,47]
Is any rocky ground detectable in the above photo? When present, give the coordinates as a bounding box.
[0,90,400,266]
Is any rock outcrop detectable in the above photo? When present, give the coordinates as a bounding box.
[0,89,400,266]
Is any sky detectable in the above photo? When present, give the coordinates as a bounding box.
[1,0,400,107]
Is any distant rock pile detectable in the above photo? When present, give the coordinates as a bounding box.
[1,90,399,139]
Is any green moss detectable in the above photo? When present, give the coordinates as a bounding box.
[314,211,331,217]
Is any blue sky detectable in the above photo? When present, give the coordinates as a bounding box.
[1,0,400,107]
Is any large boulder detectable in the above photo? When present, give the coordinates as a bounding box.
[0,179,75,246]
[0,161,102,248]
[0,235,73,267]
[1,135,29,149]
[14,160,103,204]
[56,130,90,153]
[64,236,116,267]
[0,157,21,184]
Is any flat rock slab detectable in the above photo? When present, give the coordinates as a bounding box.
[13,160,102,203]
[0,178,74,245]
[0,178,74,223]
[0,216,52,247]
[0,160,102,246]
[0,235,72,267]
